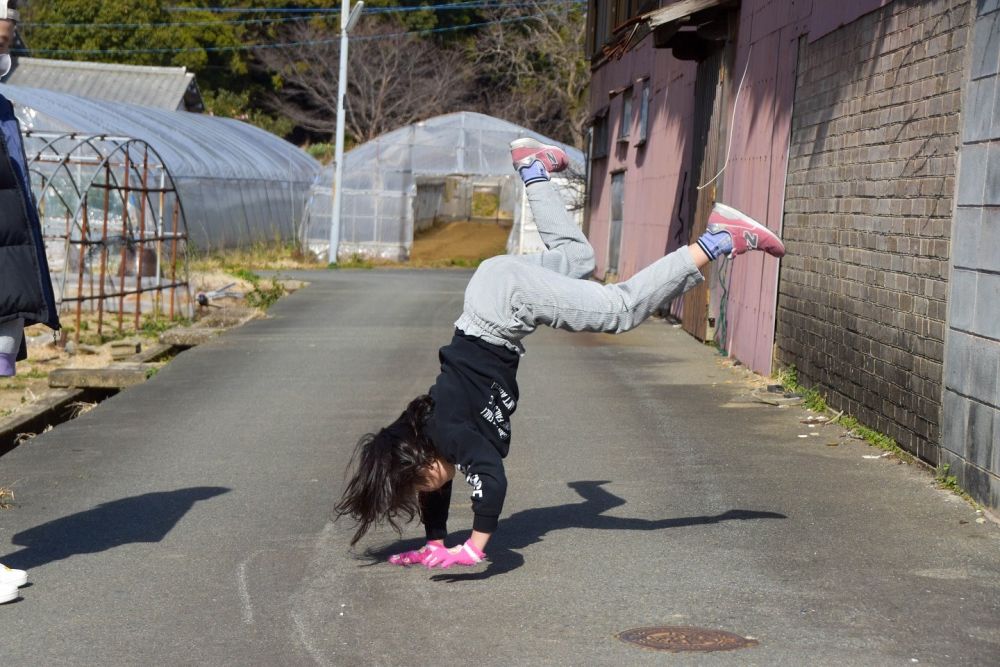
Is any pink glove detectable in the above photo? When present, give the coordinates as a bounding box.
[424,539,485,569]
[388,541,444,566]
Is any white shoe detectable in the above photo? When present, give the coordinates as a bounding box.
[0,563,27,588]
[0,581,18,604]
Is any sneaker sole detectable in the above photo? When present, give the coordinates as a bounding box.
[711,202,764,228]
[1,568,28,587]
[0,588,18,604]
[510,138,544,149]
[510,138,568,172]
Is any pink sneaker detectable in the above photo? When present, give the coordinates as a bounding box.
[707,203,786,258]
[510,138,568,173]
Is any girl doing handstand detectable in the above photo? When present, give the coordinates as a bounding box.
[334,138,786,569]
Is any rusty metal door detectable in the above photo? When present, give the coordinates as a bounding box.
[681,48,727,341]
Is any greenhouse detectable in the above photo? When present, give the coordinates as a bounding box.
[0,83,319,340]
[3,85,319,249]
[302,112,585,262]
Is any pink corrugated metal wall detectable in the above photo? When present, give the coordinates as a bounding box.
[718,0,803,373]
[721,0,892,373]
[588,0,897,375]
[588,43,698,281]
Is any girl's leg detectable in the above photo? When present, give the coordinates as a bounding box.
[508,139,595,279]
[512,179,595,279]
[456,245,704,351]
[504,245,705,338]
[0,318,24,377]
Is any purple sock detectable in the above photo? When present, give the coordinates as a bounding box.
[696,229,733,260]
[0,352,15,377]
[517,159,550,186]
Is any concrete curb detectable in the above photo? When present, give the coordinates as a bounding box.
[0,343,185,456]
[0,307,261,458]
[0,387,92,457]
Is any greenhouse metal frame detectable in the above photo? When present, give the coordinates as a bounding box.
[25,130,191,342]
[1,82,319,340]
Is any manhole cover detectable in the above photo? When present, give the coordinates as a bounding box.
[617,626,758,653]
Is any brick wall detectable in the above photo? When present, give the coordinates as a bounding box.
[941,0,1000,509]
[777,0,971,464]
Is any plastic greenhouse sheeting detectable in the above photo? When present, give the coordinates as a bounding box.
[302,111,585,262]
[0,84,319,250]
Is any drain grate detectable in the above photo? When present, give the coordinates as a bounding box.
[617,626,758,653]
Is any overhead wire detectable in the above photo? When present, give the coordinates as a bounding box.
[163,0,582,14]
[14,8,578,56]
[21,0,584,29]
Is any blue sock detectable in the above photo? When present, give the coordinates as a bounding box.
[517,159,550,186]
[696,229,733,260]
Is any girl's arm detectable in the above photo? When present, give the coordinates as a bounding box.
[419,481,452,541]
[469,529,491,552]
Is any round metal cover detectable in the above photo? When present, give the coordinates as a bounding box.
[617,626,758,653]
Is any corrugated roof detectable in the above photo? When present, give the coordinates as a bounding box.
[4,57,202,111]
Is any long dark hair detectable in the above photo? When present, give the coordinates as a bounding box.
[334,394,437,546]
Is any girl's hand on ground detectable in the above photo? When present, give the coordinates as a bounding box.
[387,541,444,566]
[424,539,485,569]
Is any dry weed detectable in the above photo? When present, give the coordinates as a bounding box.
[0,485,14,509]
[68,401,98,419]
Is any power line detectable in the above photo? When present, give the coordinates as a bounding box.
[22,15,317,30]
[13,9,578,56]
[164,1,580,14]
[22,0,583,29]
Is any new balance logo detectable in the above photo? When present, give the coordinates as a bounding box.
[743,230,758,249]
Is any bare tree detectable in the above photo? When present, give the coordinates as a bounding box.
[257,20,473,143]
[472,0,589,148]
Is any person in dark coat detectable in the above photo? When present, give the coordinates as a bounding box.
[0,0,59,604]
[0,0,60,381]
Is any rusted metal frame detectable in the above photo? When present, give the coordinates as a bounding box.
[74,198,89,345]
[97,161,111,339]
[66,233,186,245]
[35,135,130,338]
[45,142,96,321]
[162,163,193,323]
[84,183,178,193]
[117,148,131,334]
[23,131,80,164]
[134,146,150,330]
[26,132,192,335]
[101,139,188,330]
[170,199,179,320]
[155,171,166,318]
[25,130,135,154]
[59,282,189,301]
[27,134,109,318]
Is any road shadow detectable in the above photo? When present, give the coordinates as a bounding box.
[362,480,786,581]
[1,487,230,570]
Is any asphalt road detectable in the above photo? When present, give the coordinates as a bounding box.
[0,269,997,666]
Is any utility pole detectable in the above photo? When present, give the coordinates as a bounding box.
[328,0,364,265]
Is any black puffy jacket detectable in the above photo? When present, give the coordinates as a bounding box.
[0,94,60,359]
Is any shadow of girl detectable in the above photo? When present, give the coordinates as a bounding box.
[1,486,229,570]
[364,480,785,581]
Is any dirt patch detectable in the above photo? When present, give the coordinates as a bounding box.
[409,221,510,266]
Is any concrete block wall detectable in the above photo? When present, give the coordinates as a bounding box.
[941,0,1000,508]
[777,0,972,464]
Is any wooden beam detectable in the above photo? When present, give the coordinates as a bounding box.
[645,0,730,28]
